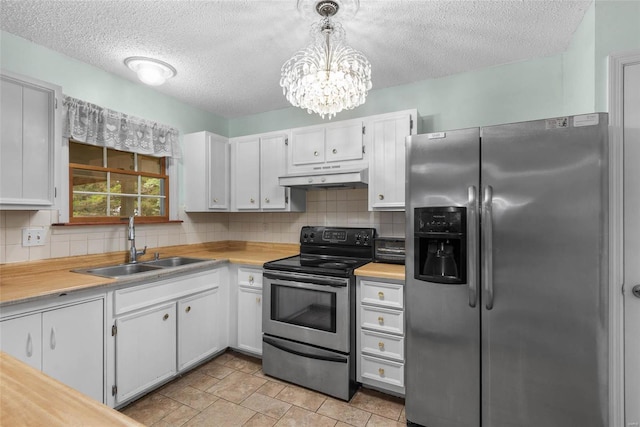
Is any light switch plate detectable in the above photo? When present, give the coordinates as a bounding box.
[22,228,45,247]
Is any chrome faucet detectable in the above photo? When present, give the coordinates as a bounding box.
[128,216,146,263]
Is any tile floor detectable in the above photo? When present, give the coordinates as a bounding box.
[120,350,406,427]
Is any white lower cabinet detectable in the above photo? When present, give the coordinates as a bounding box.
[111,267,227,406]
[356,277,405,396]
[0,297,105,402]
[235,266,263,355]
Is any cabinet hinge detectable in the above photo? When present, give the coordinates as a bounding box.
[54,187,57,198]
[410,116,414,132]
[285,195,289,204]
[111,324,117,336]
[54,97,58,109]
[285,137,288,146]
[112,385,117,396]
[362,145,366,154]
[362,126,366,135]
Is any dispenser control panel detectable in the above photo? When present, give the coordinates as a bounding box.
[416,207,465,234]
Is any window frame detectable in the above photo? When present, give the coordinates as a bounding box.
[67,141,170,224]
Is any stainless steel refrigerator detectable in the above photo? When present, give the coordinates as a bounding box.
[405,114,609,427]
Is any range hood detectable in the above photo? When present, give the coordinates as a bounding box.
[279,168,368,190]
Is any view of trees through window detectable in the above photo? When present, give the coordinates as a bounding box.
[69,141,168,222]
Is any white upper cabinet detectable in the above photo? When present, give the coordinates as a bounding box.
[183,131,230,211]
[0,71,61,209]
[230,131,305,212]
[366,109,417,211]
[288,119,365,173]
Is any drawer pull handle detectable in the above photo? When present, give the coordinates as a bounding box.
[378,316,384,325]
[378,341,385,350]
[185,306,191,313]
[256,297,261,303]
[163,313,169,321]
[378,291,384,299]
[26,333,33,358]
[50,327,56,350]
[378,368,385,376]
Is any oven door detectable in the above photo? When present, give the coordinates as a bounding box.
[263,271,350,353]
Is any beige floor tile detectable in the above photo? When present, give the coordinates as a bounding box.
[398,407,406,424]
[275,385,327,412]
[151,420,173,427]
[335,423,351,427]
[212,352,237,365]
[198,360,236,379]
[255,381,286,398]
[224,353,262,374]
[243,413,278,427]
[349,389,404,420]
[121,393,183,426]
[162,385,218,410]
[241,393,292,419]
[184,399,255,427]
[253,370,287,385]
[182,371,221,391]
[365,414,405,427]
[274,406,337,427]
[206,371,268,403]
[317,399,371,427]
[157,404,199,426]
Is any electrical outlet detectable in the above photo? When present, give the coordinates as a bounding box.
[22,228,45,247]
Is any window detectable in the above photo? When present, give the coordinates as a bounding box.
[69,141,169,223]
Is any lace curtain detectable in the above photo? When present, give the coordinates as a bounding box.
[63,96,180,158]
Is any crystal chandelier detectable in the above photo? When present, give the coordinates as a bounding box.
[280,0,372,119]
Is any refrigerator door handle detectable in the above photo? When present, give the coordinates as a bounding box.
[483,185,494,310]
[468,185,478,307]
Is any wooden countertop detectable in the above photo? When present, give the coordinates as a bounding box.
[0,241,298,305]
[0,352,143,427]
[355,262,405,281]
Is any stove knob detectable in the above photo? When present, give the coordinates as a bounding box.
[303,233,308,238]
[310,233,315,239]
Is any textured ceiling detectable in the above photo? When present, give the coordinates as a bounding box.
[0,0,592,119]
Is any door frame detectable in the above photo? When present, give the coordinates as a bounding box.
[608,48,640,427]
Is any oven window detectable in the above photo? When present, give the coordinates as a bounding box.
[271,285,337,333]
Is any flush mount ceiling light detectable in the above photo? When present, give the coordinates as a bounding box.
[124,56,177,86]
[280,0,372,119]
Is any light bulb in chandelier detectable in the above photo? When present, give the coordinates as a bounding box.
[280,1,372,119]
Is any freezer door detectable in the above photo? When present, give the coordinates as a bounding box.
[480,114,609,427]
[405,128,481,427]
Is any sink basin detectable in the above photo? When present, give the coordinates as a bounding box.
[143,257,210,268]
[78,263,163,278]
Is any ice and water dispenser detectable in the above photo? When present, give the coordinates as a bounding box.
[414,207,467,284]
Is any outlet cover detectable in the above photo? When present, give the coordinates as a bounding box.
[22,228,45,247]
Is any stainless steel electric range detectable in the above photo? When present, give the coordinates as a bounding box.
[262,226,376,401]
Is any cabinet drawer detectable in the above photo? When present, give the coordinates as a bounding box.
[360,329,404,361]
[360,305,404,335]
[238,267,262,288]
[361,280,403,309]
[115,270,219,315]
[360,354,404,388]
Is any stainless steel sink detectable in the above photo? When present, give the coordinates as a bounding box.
[79,263,163,278]
[143,256,209,268]
[73,256,212,278]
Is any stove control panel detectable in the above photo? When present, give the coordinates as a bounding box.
[300,226,376,246]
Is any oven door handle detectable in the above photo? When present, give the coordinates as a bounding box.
[263,336,348,364]
[263,271,348,288]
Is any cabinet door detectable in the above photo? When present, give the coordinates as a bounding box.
[0,75,55,207]
[325,120,363,163]
[208,133,230,210]
[291,127,325,165]
[178,289,220,371]
[115,302,176,403]
[237,287,262,355]
[369,113,411,210]
[0,313,42,370]
[260,134,288,210]
[42,299,104,402]
[232,137,260,210]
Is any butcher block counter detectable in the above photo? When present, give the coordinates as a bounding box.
[0,241,298,305]
[355,262,405,281]
[0,352,143,426]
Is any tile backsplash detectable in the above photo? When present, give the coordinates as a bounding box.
[0,189,405,264]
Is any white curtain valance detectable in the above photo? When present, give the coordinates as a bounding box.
[63,96,180,158]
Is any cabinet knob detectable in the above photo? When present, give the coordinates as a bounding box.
[212,198,218,203]
[332,148,337,154]
[378,291,384,299]
[314,151,319,156]
[378,341,385,350]
[308,178,313,183]
[256,297,261,303]
[378,194,384,200]
[265,198,270,203]
[163,313,169,321]
[248,275,254,283]
[321,177,326,183]
[378,368,385,376]
[185,306,191,313]
[250,198,255,203]
[378,316,384,325]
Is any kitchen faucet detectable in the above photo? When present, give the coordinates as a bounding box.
[128,215,146,263]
